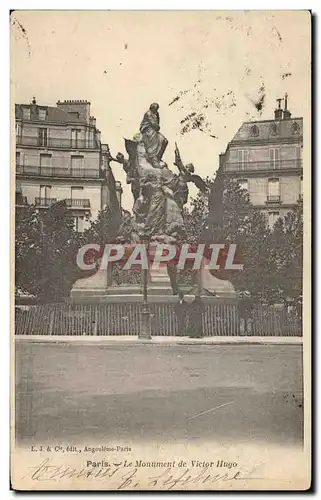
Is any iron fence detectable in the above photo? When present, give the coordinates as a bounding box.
[223,159,302,173]
[16,136,99,149]
[15,302,302,337]
[16,165,101,179]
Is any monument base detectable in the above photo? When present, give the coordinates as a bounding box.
[70,263,237,302]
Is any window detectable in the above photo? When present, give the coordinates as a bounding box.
[16,152,20,165]
[268,211,280,229]
[269,148,280,169]
[38,128,48,147]
[15,122,21,138]
[40,154,51,168]
[74,216,84,233]
[71,155,84,170]
[268,178,280,202]
[71,129,81,148]
[269,124,279,136]
[237,150,248,170]
[22,107,30,120]
[292,122,300,135]
[39,185,51,200]
[239,179,248,192]
[250,125,259,137]
[38,109,46,121]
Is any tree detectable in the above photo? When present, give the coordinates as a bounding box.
[176,176,214,288]
[206,176,272,304]
[183,176,214,245]
[267,204,303,313]
[15,201,82,303]
[82,206,118,246]
[206,174,303,308]
[15,205,43,297]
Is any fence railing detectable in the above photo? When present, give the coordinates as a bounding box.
[266,195,281,203]
[35,197,57,207]
[223,159,302,173]
[16,164,101,179]
[16,136,99,150]
[65,198,91,208]
[15,302,302,337]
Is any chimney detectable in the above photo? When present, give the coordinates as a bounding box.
[30,96,38,120]
[56,100,91,123]
[89,116,96,127]
[274,98,283,120]
[283,93,292,120]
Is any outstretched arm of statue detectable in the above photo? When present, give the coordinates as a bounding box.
[189,174,208,193]
[173,142,185,173]
[109,152,131,174]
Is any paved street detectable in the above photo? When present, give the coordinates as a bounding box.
[15,342,303,447]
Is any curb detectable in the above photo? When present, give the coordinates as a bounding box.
[15,335,303,346]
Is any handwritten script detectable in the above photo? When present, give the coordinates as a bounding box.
[21,458,264,490]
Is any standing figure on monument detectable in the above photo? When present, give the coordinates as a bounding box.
[110,152,140,203]
[140,103,168,167]
[172,142,207,210]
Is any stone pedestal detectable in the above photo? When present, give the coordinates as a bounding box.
[70,258,237,301]
[148,264,173,295]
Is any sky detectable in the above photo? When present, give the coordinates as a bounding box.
[11,10,311,211]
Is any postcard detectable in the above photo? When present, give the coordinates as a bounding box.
[11,10,311,491]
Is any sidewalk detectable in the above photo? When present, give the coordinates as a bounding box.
[15,335,303,345]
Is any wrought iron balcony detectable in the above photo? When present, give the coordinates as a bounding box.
[16,164,101,179]
[34,197,91,210]
[16,136,100,150]
[266,195,281,203]
[65,198,91,209]
[35,197,57,207]
[223,159,302,173]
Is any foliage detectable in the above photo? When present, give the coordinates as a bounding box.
[81,206,117,246]
[15,201,82,303]
[205,176,303,310]
[15,177,302,310]
[267,204,303,313]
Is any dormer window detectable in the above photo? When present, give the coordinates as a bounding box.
[270,123,279,136]
[250,125,259,137]
[38,108,46,121]
[22,107,30,120]
[292,122,300,135]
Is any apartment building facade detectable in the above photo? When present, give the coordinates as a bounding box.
[15,98,122,231]
[218,94,303,228]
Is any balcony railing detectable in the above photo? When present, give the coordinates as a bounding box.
[34,197,91,209]
[65,198,91,209]
[16,136,99,150]
[266,195,281,203]
[35,197,57,207]
[16,164,101,179]
[223,159,302,173]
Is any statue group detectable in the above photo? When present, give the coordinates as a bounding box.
[111,103,207,244]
